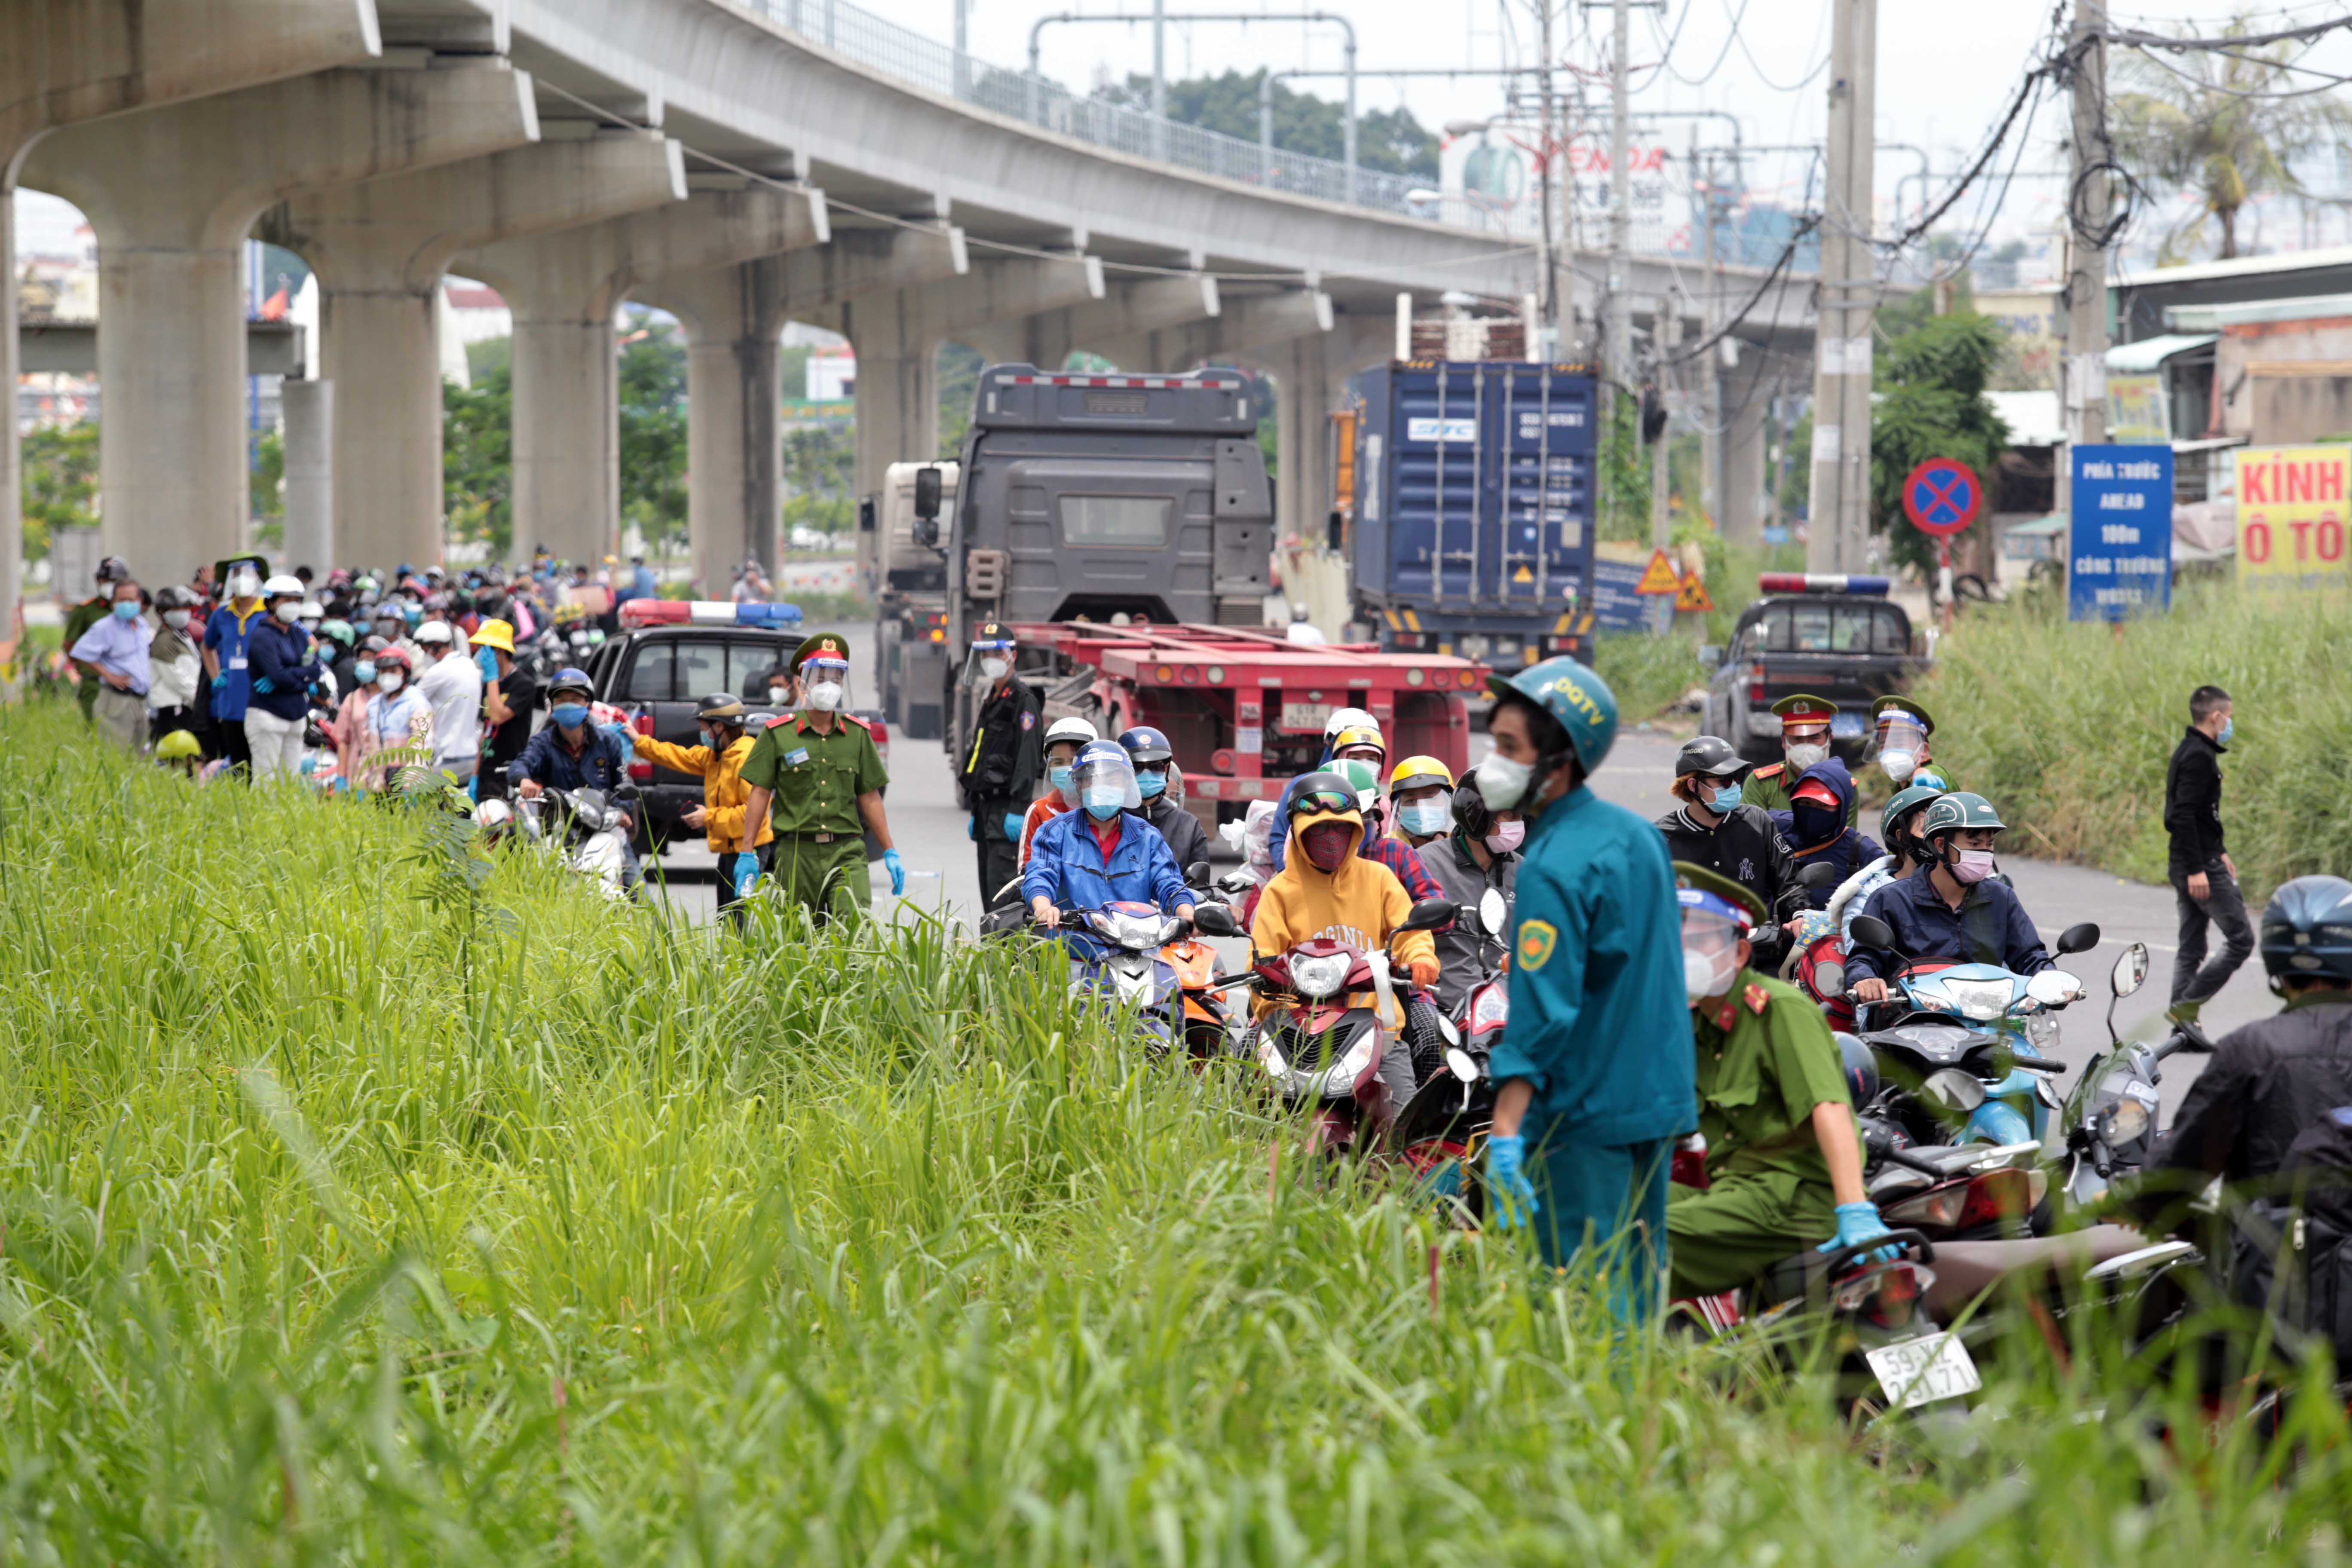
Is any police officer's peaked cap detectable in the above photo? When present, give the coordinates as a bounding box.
[791,631,851,671]
[971,619,1017,648]
[1770,693,1839,726]
[1672,861,1768,929]
[1869,693,1934,735]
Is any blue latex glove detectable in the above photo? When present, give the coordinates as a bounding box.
[883,848,906,896]
[1821,1200,1897,1263]
[1484,1133,1538,1228]
[600,721,631,738]
[967,814,978,841]
[732,851,762,896]
[251,676,274,694]
[1002,811,1025,842]
[211,674,228,691]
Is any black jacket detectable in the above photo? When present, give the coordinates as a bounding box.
[1654,801,1802,967]
[959,677,1044,806]
[2144,993,2352,1190]
[2164,726,2227,874]
[1140,793,1213,884]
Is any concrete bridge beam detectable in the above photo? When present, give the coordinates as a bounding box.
[962,272,1220,369]
[18,58,538,579]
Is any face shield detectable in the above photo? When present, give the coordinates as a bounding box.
[1873,711,1929,783]
[800,657,849,712]
[1678,897,1749,1003]
[961,634,1017,689]
[229,568,264,601]
[1070,744,1141,821]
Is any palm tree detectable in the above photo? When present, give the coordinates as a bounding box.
[2110,21,2352,261]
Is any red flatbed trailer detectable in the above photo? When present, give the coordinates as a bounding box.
[1012,621,1490,810]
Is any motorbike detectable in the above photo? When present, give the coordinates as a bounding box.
[980,891,1242,1054]
[1239,897,1457,1157]
[1382,888,1513,1214]
[1862,1121,2051,1240]
[2057,939,2214,1210]
[500,786,635,900]
[1846,913,2101,1149]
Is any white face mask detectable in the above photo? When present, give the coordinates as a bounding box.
[806,680,844,712]
[1880,750,1917,784]
[273,602,300,625]
[1785,741,1829,772]
[377,672,404,693]
[163,609,191,631]
[1477,755,1533,813]
[1485,819,1526,855]
[1684,946,1740,1003]
[231,572,262,600]
[979,656,1009,682]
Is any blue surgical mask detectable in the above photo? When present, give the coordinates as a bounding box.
[1710,783,1744,813]
[1083,784,1126,821]
[110,600,139,621]
[355,661,377,684]
[551,702,590,730]
[1136,769,1167,800]
[2217,717,2234,745]
[1049,765,1073,798]
[1397,798,1451,837]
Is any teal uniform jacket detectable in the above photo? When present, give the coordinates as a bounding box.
[1491,784,1698,1146]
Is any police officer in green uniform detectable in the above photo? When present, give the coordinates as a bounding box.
[1740,693,1839,816]
[1665,862,1893,1298]
[1868,694,1954,792]
[733,632,905,923]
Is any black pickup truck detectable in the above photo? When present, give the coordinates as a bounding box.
[1700,576,1926,764]
[582,625,890,855]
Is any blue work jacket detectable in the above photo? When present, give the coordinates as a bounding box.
[1845,868,2053,985]
[244,619,323,722]
[507,723,633,795]
[1022,808,1191,955]
[1490,784,1697,1145]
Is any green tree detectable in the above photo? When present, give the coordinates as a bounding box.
[1100,69,1439,179]
[249,430,285,548]
[19,423,98,563]
[781,424,858,540]
[936,340,985,457]
[618,318,689,549]
[2112,19,2352,261]
[444,363,513,555]
[1869,294,2009,577]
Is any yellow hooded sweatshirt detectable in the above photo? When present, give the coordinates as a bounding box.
[1249,804,1436,1017]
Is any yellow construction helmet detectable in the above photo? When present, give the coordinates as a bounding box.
[1388,755,1454,793]
[155,729,202,762]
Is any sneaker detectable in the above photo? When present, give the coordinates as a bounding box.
[2165,999,2204,1028]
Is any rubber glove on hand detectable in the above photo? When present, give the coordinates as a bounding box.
[1820,1200,1897,1263]
[883,848,906,896]
[731,851,762,896]
[251,676,274,694]
[600,721,631,739]
[1003,811,1025,842]
[211,674,228,691]
[1408,954,1441,989]
[1485,1133,1538,1228]
[967,814,978,841]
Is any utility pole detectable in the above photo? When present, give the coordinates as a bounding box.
[1152,0,1168,161]
[1699,138,1723,528]
[1537,0,1559,351]
[1805,0,1877,574]
[955,0,974,98]
[1606,0,1631,407]
[2062,0,2110,518]
[1651,294,1679,632]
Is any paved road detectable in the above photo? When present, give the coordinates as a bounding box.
[655,680,2262,1118]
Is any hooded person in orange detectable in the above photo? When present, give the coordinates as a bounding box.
[1250,770,1442,1112]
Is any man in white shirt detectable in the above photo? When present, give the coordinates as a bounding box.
[411,620,484,786]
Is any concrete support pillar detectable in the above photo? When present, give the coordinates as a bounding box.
[281,379,335,574]
[827,253,1105,500]
[0,0,379,630]
[263,132,689,568]
[642,263,790,592]
[1720,353,1781,551]
[18,61,537,579]
[464,182,826,569]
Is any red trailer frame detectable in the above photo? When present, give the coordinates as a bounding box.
[1012,621,1489,807]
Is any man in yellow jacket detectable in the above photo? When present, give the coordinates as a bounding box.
[632,691,774,924]
[1250,770,1441,1115]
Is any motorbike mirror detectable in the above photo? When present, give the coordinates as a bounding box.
[1401,898,1457,933]
[1192,903,1241,938]
[1184,861,1211,885]
[1446,1047,1479,1083]
[1849,914,1896,951]
[1476,886,1507,938]
[2055,922,2101,956]
[1797,861,1842,891]
[2111,941,2148,999]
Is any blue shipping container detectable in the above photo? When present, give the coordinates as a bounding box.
[1350,362,1598,644]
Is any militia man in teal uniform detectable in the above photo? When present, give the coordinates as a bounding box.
[734,632,905,922]
[1665,862,1894,1298]
[1740,693,1839,816]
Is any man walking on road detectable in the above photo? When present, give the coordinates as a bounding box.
[734,633,904,924]
[2165,684,2252,1025]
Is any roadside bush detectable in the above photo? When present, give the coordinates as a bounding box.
[1916,584,2352,892]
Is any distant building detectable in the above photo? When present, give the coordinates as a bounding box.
[806,343,855,401]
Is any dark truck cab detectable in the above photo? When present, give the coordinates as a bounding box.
[1701,573,1926,764]
[584,620,889,854]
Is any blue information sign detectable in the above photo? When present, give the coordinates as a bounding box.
[1589,559,1650,631]
[2068,444,2174,622]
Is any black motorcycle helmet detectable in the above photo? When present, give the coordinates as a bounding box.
[1835,1032,1880,1112]
[1674,734,1750,781]
[2260,875,2352,990]
[1285,769,1359,823]
[1453,769,1496,842]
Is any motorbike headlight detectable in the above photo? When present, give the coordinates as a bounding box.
[1470,984,1510,1034]
[1920,1067,1988,1113]
[1290,953,1352,1000]
[1939,978,2017,1022]
[2098,1096,2150,1146]
[1321,1026,1377,1096]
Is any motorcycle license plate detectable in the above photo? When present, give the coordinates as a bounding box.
[1863,1332,1980,1409]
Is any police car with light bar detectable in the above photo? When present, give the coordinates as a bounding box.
[1700,573,1926,763]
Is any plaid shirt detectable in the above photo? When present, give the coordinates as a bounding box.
[1360,832,1441,904]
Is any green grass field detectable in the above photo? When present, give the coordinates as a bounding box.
[2,701,2348,1562]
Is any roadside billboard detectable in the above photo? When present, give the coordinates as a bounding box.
[2234,445,2351,587]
